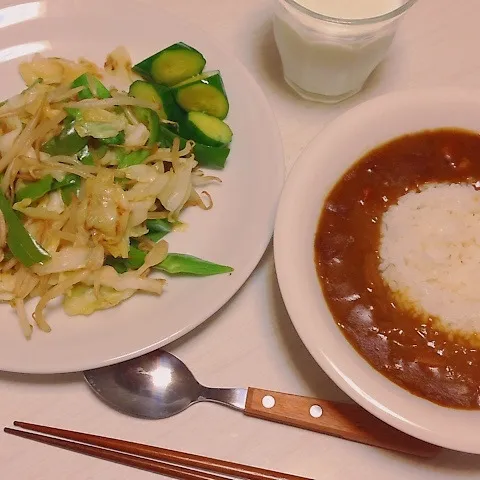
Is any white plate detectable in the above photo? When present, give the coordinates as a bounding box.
[0,0,284,373]
[274,87,480,454]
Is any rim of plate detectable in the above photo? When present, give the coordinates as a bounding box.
[0,0,285,374]
[274,87,480,453]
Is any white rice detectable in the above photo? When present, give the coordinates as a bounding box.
[379,182,480,336]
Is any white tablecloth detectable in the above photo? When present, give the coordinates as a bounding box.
[3,0,480,478]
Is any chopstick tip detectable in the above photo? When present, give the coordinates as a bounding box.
[13,420,30,429]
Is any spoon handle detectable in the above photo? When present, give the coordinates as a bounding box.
[244,388,441,458]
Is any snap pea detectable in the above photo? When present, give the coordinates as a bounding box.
[105,258,128,274]
[76,144,95,165]
[106,245,232,276]
[100,131,125,146]
[134,107,160,146]
[93,144,109,162]
[64,107,81,120]
[104,244,144,273]
[154,253,233,276]
[41,117,88,156]
[127,245,147,270]
[145,218,173,242]
[15,173,81,205]
[116,149,150,168]
[0,190,50,267]
[52,174,82,205]
[51,173,80,191]
[71,73,111,100]
[15,173,81,204]
[60,184,80,205]
[15,175,53,203]
[77,144,109,166]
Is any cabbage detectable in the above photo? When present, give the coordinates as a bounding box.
[19,55,64,85]
[63,284,134,315]
[84,171,129,239]
[0,81,49,113]
[33,245,104,275]
[137,240,168,275]
[99,149,118,166]
[74,108,127,139]
[45,191,65,213]
[104,46,134,81]
[75,122,123,139]
[129,224,148,237]
[88,266,165,294]
[0,273,15,301]
[158,157,195,216]
[124,123,149,147]
[123,165,157,183]
[18,55,101,87]
[127,199,155,228]
[0,128,22,155]
[82,171,131,258]
[4,116,22,132]
[126,174,169,202]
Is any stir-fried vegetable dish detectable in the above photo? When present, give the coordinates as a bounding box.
[0,43,234,339]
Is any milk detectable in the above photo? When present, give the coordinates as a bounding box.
[297,0,402,19]
[273,0,410,103]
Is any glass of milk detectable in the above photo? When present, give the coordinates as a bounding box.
[273,0,417,103]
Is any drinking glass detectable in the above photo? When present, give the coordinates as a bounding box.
[273,0,418,103]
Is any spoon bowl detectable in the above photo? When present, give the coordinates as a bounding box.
[84,350,245,419]
[85,350,203,419]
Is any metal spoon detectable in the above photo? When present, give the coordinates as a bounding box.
[83,349,440,458]
[84,349,246,419]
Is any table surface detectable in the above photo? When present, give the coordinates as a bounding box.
[3,0,480,478]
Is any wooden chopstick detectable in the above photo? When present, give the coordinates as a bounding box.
[5,421,312,480]
[5,426,222,480]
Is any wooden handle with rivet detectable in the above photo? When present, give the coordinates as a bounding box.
[244,388,441,458]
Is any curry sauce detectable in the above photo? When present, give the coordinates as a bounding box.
[315,128,480,409]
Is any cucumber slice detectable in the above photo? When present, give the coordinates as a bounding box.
[157,124,230,169]
[173,71,229,119]
[181,112,232,147]
[173,71,224,90]
[129,80,181,121]
[133,43,206,87]
[129,81,163,107]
